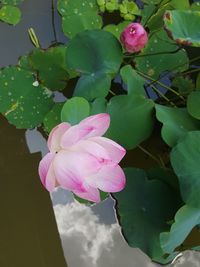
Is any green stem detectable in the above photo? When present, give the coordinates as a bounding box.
[51,0,58,44]
[151,84,176,106]
[177,68,200,77]
[137,70,185,102]
[109,90,116,96]
[123,49,180,59]
[137,71,176,106]
[140,56,200,90]
[138,145,163,166]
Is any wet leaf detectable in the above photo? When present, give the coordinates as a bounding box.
[0,5,21,25]
[171,131,200,208]
[155,105,200,147]
[0,67,54,128]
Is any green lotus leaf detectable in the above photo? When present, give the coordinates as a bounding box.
[187,91,200,120]
[57,0,102,38]
[0,66,54,129]
[105,95,154,149]
[160,205,200,254]
[171,131,200,208]
[43,103,64,133]
[0,5,21,25]
[155,105,200,147]
[113,168,180,263]
[135,30,188,79]
[164,10,200,47]
[61,97,90,125]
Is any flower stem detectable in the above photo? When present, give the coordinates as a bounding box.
[137,70,185,102]
[137,145,163,166]
[136,71,176,106]
[109,90,116,96]
[176,68,200,77]
[51,0,58,44]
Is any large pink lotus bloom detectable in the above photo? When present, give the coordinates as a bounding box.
[120,22,148,53]
[38,113,126,203]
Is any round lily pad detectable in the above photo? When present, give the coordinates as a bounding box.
[0,66,54,129]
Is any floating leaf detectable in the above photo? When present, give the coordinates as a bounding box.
[66,30,123,100]
[43,103,63,133]
[73,71,112,101]
[141,4,156,26]
[164,10,200,47]
[66,30,123,75]
[29,47,69,91]
[196,73,200,89]
[1,0,24,5]
[135,30,188,79]
[113,168,180,263]
[142,0,160,4]
[187,91,200,120]
[0,5,21,25]
[106,95,154,149]
[160,205,200,254]
[172,76,194,96]
[90,97,107,115]
[155,105,200,147]
[57,0,102,38]
[18,55,34,71]
[61,97,90,125]
[120,65,146,97]
[147,0,190,31]
[171,131,200,208]
[104,21,130,40]
[191,2,200,11]
[0,67,54,129]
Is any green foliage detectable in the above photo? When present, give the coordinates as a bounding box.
[0,5,21,25]
[171,131,200,208]
[74,72,112,100]
[146,0,190,31]
[90,97,107,115]
[66,30,123,75]
[57,0,102,38]
[1,0,23,4]
[187,91,200,120]
[61,97,90,125]
[119,0,140,21]
[1,0,200,263]
[104,21,130,40]
[0,67,54,128]
[196,73,200,89]
[66,30,123,100]
[120,65,146,96]
[105,95,154,149]
[191,2,200,11]
[135,30,189,79]
[29,46,69,91]
[113,168,181,263]
[43,103,63,133]
[164,10,200,47]
[172,76,194,96]
[160,205,200,254]
[155,105,200,147]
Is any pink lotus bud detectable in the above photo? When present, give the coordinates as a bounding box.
[38,113,126,203]
[120,23,148,53]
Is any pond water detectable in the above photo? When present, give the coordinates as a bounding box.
[0,0,199,266]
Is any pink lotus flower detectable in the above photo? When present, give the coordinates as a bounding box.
[38,113,126,203]
[120,22,148,53]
